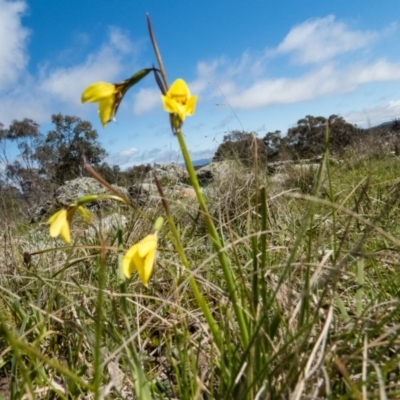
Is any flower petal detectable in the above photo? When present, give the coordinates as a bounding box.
[77,206,93,223]
[81,82,116,103]
[137,234,157,258]
[162,97,187,122]
[123,233,158,285]
[123,244,139,278]
[185,96,197,116]
[59,221,71,244]
[98,97,116,127]
[161,96,179,114]
[48,209,67,238]
[138,248,156,287]
[47,209,71,243]
[168,79,191,98]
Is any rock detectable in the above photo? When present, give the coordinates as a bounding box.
[128,183,160,205]
[86,213,128,237]
[196,161,238,186]
[177,187,197,200]
[147,163,189,186]
[30,177,129,222]
[54,177,129,206]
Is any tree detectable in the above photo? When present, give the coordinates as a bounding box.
[262,130,283,161]
[285,114,359,158]
[213,130,268,166]
[95,162,122,185]
[327,115,361,154]
[35,114,107,185]
[0,119,46,205]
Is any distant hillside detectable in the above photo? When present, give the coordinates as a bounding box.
[365,119,400,133]
[192,158,211,166]
[179,158,211,168]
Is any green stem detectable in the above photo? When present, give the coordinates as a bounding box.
[93,257,105,399]
[153,173,222,349]
[177,129,249,347]
[356,259,364,317]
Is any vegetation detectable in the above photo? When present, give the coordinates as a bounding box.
[2,13,400,399]
[213,130,268,166]
[2,119,400,398]
[35,114,107,185]
[214,114,375,164]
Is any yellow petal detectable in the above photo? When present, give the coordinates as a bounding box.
[123,233,158,285]
[59,221,71,244]
[47,209,71,244]
[48,209,67,237]
[161,95,178,114]
[77,206,93,223]
[175,103,188,122]
[167,79,191,98]
[185,96,197,116]
[123,244,139,278]
[137,234,157,258]
[138,248,156,287]
[162,79,197,122]
[162,97,187,122]
[81,82,116,103]
[98,97,116,127]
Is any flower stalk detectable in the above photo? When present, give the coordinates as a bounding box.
[176,129,250,347]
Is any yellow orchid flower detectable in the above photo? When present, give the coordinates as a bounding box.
[123,232,158,287]
[47,208,71,243]
[81,82,124,128]
[161,78,197,123]
[81,68,153,127]
[47,205,93,244]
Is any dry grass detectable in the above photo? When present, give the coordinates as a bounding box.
[2,147,400,399]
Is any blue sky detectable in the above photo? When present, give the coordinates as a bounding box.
[1,0,400,167]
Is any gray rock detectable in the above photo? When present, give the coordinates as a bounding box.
[196,161,240,186]
[55,177,129,206]
[128,183,160,205]
[86,213,128,237]
[30,177,129,222]
[147,163,189,186]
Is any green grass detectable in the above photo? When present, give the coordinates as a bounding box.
[2,149,400,399]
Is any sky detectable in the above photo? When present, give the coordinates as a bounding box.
[1,0,400,168]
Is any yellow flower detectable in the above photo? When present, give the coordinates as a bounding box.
[82,69,153,127]
[48,209,71,243]
[81,82,124,127]
[161,79,197,123]
[123,233,158,287]
[47,205,93,244]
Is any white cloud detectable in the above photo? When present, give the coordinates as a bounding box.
[108,27,134,54]
[0,0,29,89]
[0,23,141,125]
[120,147,138,157]
[132,87,160,116]
[124,16,399,118]
[344,100,400,127]
[131,54,259,117]
[107,146,216,167]
[105,146,139,167]
[133,147,215,165]
[275,15,379,64]
[38,27,139,105]
[225,59,400,109]
[39,44,123,105]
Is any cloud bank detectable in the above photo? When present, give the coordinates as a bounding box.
[0,0,141,125]
[0,0,29,89]
[1,4,399,134]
